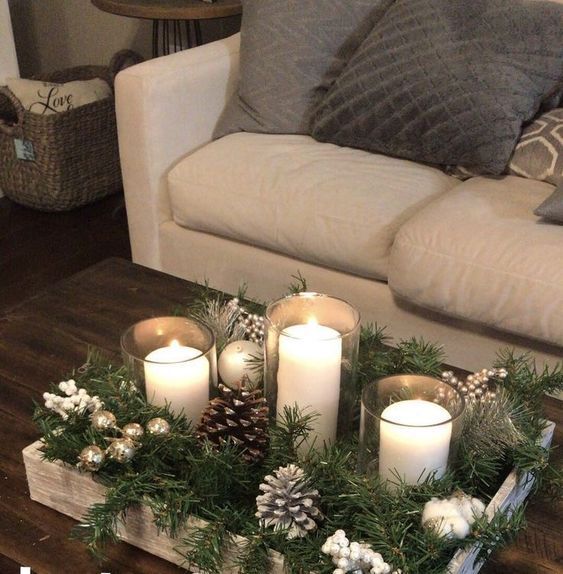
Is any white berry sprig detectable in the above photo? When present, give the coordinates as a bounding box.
[321,529,400,574]
[43,379,103,420]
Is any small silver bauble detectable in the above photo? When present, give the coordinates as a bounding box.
[122,422,144,441]
[218,340,262,389]
[91,409,117,431]
[107,437,136,463]
[146,417,171,436]
[79,444,105,471]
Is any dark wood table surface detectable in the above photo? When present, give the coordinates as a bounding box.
[92,0,242,20]
[0,258,560,573]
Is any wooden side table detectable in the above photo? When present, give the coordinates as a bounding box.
[92,0,242,57]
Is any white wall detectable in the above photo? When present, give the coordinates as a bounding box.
[0,0,19,81]
[8,0,240,77]
[1,0,19,198]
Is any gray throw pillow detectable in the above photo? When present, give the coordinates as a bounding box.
[535,182,563,223]
[310,0,563,175]
[213,0,393,139]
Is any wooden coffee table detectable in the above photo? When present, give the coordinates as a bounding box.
[0,258,560,573]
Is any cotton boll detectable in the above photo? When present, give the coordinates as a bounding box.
[422,499,459,525]
[447,515,471,539]
[422,498,471,539]
[450,493,486,525]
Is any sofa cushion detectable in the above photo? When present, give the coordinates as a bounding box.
[389,176,563,346]
[168,132,458,281]
[213,0,393,138]
[310,0,563,175]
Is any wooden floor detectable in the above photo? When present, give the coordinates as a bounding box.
[0,193,131,314]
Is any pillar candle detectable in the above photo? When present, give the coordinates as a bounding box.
[145,343,209,424]
[379,399,452,486]
[277,323,342,448]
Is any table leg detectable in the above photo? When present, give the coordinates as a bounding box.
[152,19,202,57]
[194,20,202,46]
[152,19,158,58]
[185,20,192,49]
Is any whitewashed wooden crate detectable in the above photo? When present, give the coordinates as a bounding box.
[23,421,554,574]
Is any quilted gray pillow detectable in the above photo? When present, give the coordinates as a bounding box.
[311,0,563,175]
[448,108,563,184]
[213,0,393,138]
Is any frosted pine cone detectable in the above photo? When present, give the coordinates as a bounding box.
[256,464,322,539]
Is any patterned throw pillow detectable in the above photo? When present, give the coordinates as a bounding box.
[508,108,562,186]
[213,0,393,138]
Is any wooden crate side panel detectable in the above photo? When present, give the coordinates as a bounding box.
[447,421,555,574]
[23,442,285,574]
[24,420,554,574]
[23,441,107,520]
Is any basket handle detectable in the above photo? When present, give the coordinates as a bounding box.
[0,85,25,138]
[108,50,145,86]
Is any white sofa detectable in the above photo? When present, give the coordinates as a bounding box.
[115,33,563,371]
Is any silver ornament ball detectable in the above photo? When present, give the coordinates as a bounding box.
[122,422,144,441]
[91,409,117,431]
[146,417,171,436]
[79,444,105,471]
[107,438,136,463]
[218,340,262,389]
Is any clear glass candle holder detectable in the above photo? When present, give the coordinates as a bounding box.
[358,375,465,488]
[121,316,217,424]
[264,292,361,450]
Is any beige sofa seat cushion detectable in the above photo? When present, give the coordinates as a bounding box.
[168,133,458,280]
[389,176,563,346]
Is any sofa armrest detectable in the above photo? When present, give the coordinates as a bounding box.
[115,33,241,269]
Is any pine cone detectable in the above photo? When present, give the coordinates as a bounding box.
[197,379,269,463]
[256,464,322,539]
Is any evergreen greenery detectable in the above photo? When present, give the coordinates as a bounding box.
[32,295,562,574]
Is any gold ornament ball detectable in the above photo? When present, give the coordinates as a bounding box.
[146,417,171,436]
[107,438,136,463]
[90,409,117,431]
[218,340,262,389]
[122,422,144,440]
[79,444,105,471]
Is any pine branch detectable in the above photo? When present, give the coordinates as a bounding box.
[232,533,273,574]
[266,406,319,467]
[71,470,155,558]
[178,516,231,574]
[285,272,308,295]
[495,349,563,416]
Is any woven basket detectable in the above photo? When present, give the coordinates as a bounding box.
[0,51,142,211]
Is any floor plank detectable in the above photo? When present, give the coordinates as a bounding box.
[0,193,131,314]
